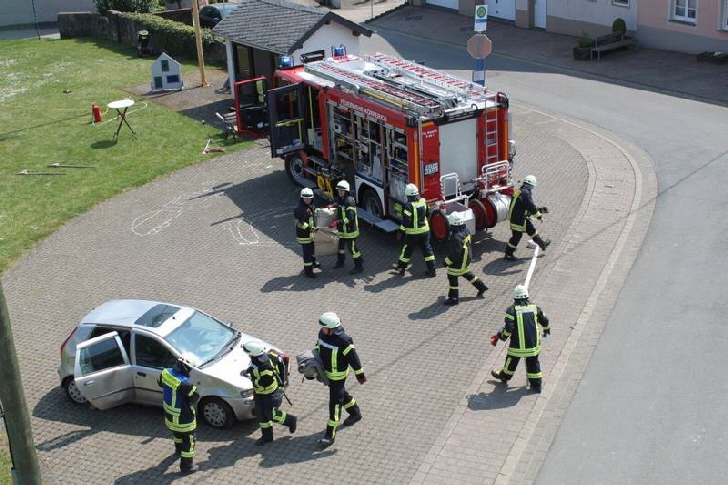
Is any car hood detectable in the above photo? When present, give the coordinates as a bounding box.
[198,333,273,390]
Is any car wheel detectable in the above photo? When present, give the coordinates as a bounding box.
[360,187,384,219]
[285,153,307,186]
[63,377,88,405]
[429,208,450,242]
[200,397,235,429]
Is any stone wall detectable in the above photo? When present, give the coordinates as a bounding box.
[58,10,226,64]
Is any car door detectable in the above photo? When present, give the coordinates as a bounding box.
[132,330,179,405]
[74,331,134,410]
[266,82,305,157]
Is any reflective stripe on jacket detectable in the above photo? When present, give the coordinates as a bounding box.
[338,196,359,239]
[501,303,549,357]
[400,197,430,235]
[508,187,541,232]
[445,226,472,276]
[248,354,281,395]
[314,328,364,382]
[161,367,197,433]
[294,201,316,244]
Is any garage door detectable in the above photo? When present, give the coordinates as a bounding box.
[488,0,515,20]
[426,0,459,10]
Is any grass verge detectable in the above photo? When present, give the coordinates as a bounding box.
[0,37,250,273]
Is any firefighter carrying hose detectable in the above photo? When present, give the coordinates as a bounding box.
[158,353,200,475]
[393,183,436,277]
[295,187,321,278]
[242,341,297,445]
[443,212,488,305]
[504,175,551,261]
[315,312,366,447]
[490,284,551,393]
[330,180,364,274]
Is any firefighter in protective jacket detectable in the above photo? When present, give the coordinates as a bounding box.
[242,341,297,445]
[295,187,320,278]
[443,212,488,305]
[158,354,200,475]
[315,312,366,447]
[331,180,364,274]
[393,183,436,277]
[505,175,551,260]
[491,284,550,392]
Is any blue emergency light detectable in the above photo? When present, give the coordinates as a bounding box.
[279,55,294,68]
[332,45,347,58]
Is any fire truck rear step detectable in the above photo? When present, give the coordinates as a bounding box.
[357,208,400,233]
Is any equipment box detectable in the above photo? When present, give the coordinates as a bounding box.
[314,228,339,258]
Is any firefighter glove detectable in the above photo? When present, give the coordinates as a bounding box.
[542,328,551,338]
[489,334,499,347]
[538,206,549,214]
[356,374,367,385]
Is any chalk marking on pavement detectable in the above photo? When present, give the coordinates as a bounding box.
[523,245,540,291]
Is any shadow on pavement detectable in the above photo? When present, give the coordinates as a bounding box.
[467,383,533,410]
[113,454,179,485]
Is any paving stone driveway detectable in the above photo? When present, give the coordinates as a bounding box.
[4,105,587,484]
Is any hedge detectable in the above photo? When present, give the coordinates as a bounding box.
[119,12,222,59]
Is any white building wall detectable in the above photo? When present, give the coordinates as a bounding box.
[0,0,95,25]
[548,0,636,31]
[290,22,362,64]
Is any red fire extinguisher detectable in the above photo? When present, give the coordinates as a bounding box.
[91,104,102,123]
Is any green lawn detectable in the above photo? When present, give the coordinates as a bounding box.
[0,37,250,273]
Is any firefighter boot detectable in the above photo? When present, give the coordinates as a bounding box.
[285,415,298,434]
[312,259,321,269]
[491,369,508,384]
[343,405,362,427]
[475,279,488,298]
[349,258,364,275]
[393,262,406,276]
[529,379,542,393]
[426,260,436,278]
[180,457,197,475]
[534,236,551,251]
[255,426,274,446]
[318,426,336,447]
[504,246,517,261]
[305,267,317,279]
[334,255,345,269]
[444,297,459,306]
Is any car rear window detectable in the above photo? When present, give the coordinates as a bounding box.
[134,304,180,327]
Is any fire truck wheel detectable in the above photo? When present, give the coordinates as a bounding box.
[429,209,450,242]
[285,154,307,186]
[469,199,489,231]
[360,188,383,218]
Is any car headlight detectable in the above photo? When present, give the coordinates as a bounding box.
[240,388,254,399]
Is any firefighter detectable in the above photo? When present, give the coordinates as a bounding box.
[295,187,321,278]
[315,312,366,447]
[504,175,551,261]
[490,284,551,393]
[242,341,297,445]
[393,183,436,277]
[443,212,488,305]
[158,353,200,475]
[330,180,364,274]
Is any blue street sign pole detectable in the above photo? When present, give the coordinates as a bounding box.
[473,58,486,86]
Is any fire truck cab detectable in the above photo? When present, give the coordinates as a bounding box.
[239,49,516,240]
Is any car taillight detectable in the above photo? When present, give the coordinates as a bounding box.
[60,327,77,355]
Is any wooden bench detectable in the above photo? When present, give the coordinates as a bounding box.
[591,33,636,60]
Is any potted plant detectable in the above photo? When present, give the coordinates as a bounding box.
[573,32,593,61]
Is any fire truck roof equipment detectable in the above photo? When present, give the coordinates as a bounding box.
[303,52,498,118]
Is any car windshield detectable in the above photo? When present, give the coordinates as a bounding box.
[165,311,236,363]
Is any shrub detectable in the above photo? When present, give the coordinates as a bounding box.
[612,18,627,36]
[119,12,221,59]
[95,0,159,14]
[576,32,594,48]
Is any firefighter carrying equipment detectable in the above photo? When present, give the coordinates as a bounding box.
[295,196,320,277]
[296,348,330,385]
[314,324,365,443]
[319,312,342,328]
[505,182,550,259]
[493,297,551,391]
[243,340,266,357]
[245,352,297,445]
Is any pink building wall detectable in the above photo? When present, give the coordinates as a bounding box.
[637,0,728,52]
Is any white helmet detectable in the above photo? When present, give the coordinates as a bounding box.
[447,212,465,226]
[300,188,314,199]
[242,340,266,357]
[405,183,419,197]
[523,175,537,187]
[319,312,341,328]
[513,284,529,299]
[336,180,350,191]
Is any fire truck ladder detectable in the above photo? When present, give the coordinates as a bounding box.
[305,61,443,115]
[484,108,499,166]
[366,53,492,105]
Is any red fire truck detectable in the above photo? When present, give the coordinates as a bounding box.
[235,50,516,240]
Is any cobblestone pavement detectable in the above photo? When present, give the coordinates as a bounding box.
[1,100,620,484]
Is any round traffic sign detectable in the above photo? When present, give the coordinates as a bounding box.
[467,34,492,59]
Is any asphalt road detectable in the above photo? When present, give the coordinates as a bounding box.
[363,28,728,484]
